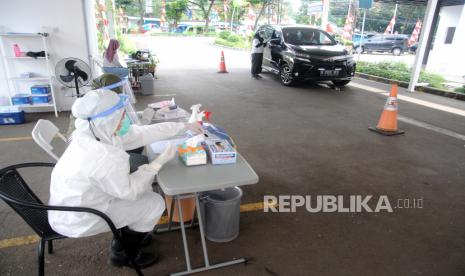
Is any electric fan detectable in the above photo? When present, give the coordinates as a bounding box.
[55,58,91,97]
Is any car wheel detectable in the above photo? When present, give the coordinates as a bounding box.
[354,46,364,54]
[332,80,351,87]
[392,48,402,56]
[280,64,294,86]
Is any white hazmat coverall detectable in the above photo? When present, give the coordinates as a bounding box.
[48,89,186,238]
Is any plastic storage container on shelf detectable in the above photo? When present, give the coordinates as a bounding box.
[31,94,51,104]
[0,106,25,125]
[19,72,32,78]
[30,84,50,94]
[11,94,31,105]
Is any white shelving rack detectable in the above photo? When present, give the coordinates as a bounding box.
[0,33,58,117]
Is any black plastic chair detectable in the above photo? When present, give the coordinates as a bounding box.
[0,163,143,276]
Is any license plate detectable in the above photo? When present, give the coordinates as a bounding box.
[320,69,340,77]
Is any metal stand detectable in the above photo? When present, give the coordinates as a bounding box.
[156,193,247,276]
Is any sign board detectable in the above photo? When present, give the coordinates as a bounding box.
[359,0,372,9]
[308,2,323,14]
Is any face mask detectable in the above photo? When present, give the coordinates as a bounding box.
[116,114,131,136]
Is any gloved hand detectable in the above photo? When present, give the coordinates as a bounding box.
[184,122,204,134]
[149,143,177,172]
[140,108,155,125]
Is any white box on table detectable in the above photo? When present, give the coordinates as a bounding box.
[204,139,237,165]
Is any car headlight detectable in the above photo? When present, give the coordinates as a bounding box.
[295,52,311,59]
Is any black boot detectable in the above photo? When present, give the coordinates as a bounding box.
[109,238,159,269]
[121,226,153,247]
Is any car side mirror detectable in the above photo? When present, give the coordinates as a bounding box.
[269,38,280,45]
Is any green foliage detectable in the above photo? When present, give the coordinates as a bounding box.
[227,35,240,42]
[214,32,250,49]
[97,32,105,54]
[166,0,189,26]
[357,61,446,89]
[219,30,232,40]
[188,0,216,29]
[454,86,465,94]
[419,71,446,89]
[115,0,140,16]
[334,34,353,46]
[116,30,137,54]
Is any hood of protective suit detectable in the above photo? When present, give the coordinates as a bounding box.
[91,73,122,94]
[72,89,126,147]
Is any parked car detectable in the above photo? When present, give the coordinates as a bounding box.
[172,24,190,33]
[257,24,356,87]
[353,34,409,56]
[352,33,375,44]
[141,23,161,33]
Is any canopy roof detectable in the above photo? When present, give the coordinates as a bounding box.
[374,0,465,6]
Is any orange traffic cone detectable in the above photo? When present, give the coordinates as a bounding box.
[369,84,405,136]
[218,51,228,73]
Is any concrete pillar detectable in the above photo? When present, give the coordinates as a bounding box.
[408,0,439,92]
[106,0,116,39]
[321,0,330,29]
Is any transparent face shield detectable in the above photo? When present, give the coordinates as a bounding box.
[101,79,140,125]
[101,79,136,104]
[124,101,141,125]
[87,94,139,140]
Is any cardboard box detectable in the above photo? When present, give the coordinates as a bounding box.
[204,139,237,165]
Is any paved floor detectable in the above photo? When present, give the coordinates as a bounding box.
[1,36,465,276]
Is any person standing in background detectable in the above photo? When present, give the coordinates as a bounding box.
[251,32,266,80]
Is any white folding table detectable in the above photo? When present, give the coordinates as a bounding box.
[150,150,259,275]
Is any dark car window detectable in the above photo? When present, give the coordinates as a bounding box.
[385,37,396,41]
[370,36,383,41]
[262,26,274,40]
[257,27,268,40]
[282,28,336,46]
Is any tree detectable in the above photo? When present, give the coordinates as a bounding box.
[166,0,189,28]
[152,0,163,18]
[189,0,216,30]
[295,0,311,25]
[250,0,267,30]
[136,0,145,27]
[115,0,145,28]
[115,0,140,15]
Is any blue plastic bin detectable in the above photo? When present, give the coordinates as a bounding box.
[30,84,51,95]
[0,106,25,125]
[31,94,51,104]
[11,94,31,105]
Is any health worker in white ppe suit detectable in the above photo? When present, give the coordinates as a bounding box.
[48,89,203,268]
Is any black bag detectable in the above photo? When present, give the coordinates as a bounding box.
[26,51,47,59]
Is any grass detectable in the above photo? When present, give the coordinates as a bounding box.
[454,85,465,94]
[356,61,447,89]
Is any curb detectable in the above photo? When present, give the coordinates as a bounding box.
[212,42,250,52]
[355,72,465,101]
